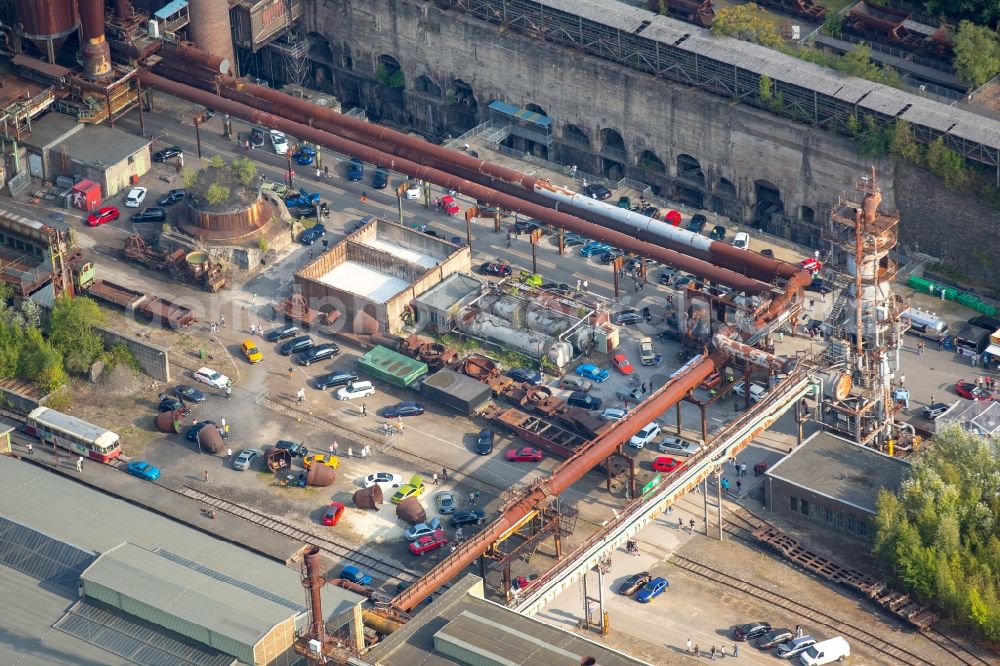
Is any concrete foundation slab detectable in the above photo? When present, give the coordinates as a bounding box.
[318,261,408,302]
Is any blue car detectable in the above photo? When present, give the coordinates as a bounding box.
[298,188,321,205]
[284,194,308,207]
[580,241,612,257]
[576,364,610,383]
[508,367,542,385]
[126,460,161,481]
[636,577,669,603]
[348,158,364,181]
[340,565,373,586]
[299,224,326,245]
[294,146,316,165]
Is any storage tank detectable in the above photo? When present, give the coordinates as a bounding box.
[14,0,78,62]
[187,0,236,77]
[821,371,853,401]
[77,0,111,78]
[154,410,183,434]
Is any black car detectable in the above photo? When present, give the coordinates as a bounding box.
[760,248,775,258]
[567,391,602,410]
[923,402,950,419]
[265,324,300,342]
[158,189,186,207]
[314,371,358,390]
[372,167,389,189]
[186,420,228,442]
[709,225,727,241]
[540,282,571,293]
[450,508,486,527]
[275,439,308,457]
[174,384,206,403]
[508,367,542,385]
[617,571,653,596]
[754,628,794,650]
[383,401,425,417]
[513,218,543,234]
[600,249,625,264]
[279,335,314,356]
[582,183,612,200]
[479,205,511,220]
[348,158,364,181]
[636,204,659,217]
[687,214,707,234]
[249,127,265,147]
[476,428,494,455]
[299,223,326,245]
[294,342,339,366]
[480,262,512,277]
[659,267,679,285]
[152,145,183,162]
[808,277,834,294]
[349,215,377,233]
[614,310,646,326]
[733,622,772,641]
[969,315,1000,331]
[562,233,587,247]
[158,395,185,412]
[132,207,167,223]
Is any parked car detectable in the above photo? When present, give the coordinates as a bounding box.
[340,565,372,586]
[438,195,460,215]
[559,375,592,392]
[158,188,186,206]
[405,517,442,541]
[709,225,727,241]
[617,571,652,595]
[480,262,512,277]
[733,622,772,641]
[337,381,376,400]
[249,127,265,147]
[476,428,494,455]
[126,460,161,481]
[613,310,646,326]
[232,448,259,470]
[294,145,316,165]
[808,277,834,294]
[383,401,425,417]
[580,241,613,257]
[731,231,750,249]
[347,158,364,181]
[562,232,587,247]
[132,207,166,223]
[956,380,992,401]
[600,407,628,421]
[733,381,768,403]
[969,315,1000,331]
[436,491,457,514]
[567,392,602,410]
[775,635,816,659]
[659,267,680,285]
[599,249,625,264]
[294,342,340,366]
[639,337,657,366]
[582,183,612,200]
[314,370,358,390]
[279,335,314,356]
[158,395,185,412]
[630,422,661,448]
[299,223,327,245]
[391,475,427,503]
[576,364,610,382]
[322,501,345,526]
[506,446,543,462]
[755,628,794,650]
[193,367,230,389]
[275,440,308,457]
[303,453,340,469]
[241,339,263,364]
[512,218,542,234]
[652,456,683,473]
[174,384,206,403]
[922,402,951,419]
[635,577,669,603]
[87,206,119,226]
[798,637,850,665]
[124,186,147,208]
[265,324,300,342]
[658,436,699,456]
[616,386,648,403]
[687,214,708,234]
[410,533,449,555]
[761,248,775,258]
[450,508,486,527]
[508,367,542,385]
[269,130,288,155]
[405,182,422,199]
[152,145,183,162]
[364,472,404,488]
[610,354,635,375]
[186,421,222,443]
[372,166,389,189]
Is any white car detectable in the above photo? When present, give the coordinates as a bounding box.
[638,337,656,366]
[270,130,288,155]
[600,407,628,422]
[125,186,147,208]
[404,182,421,200]
[193,367,230,389]
[658,436,700,456]
[733,381,768,403]
[337,380,375,400]
[629,422,661,448]
[364,472,403,488]
[404,517,441,541]
[732,231,750,250]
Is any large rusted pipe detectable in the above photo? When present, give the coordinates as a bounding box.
[391,352,723,612]
[139,71,771,294]
[77,0,110,78]
[162,42,231,75]
[304,546,326,643]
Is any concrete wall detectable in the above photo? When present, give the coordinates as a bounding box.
[764,476,874,541]
[95,326,171,382]
[73,144,152,198]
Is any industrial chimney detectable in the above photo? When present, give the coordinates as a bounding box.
[187,0,237,77]
[302,546,327,646]
[77,0,111,78]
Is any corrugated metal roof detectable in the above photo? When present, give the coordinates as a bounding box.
[899,103,957,131]
[858,87,910,115]
[0,516,96,592]
[82,543,296,647]
[950,118,1000,149]
[488,100,554,128]
[154,0,188,19]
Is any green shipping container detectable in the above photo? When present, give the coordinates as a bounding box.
[356,346,428,388]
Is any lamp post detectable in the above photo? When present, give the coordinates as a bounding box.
[193,115,203,158]
[286,143,296,188]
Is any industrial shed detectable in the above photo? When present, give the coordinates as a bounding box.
[421,368,493,415]
[357,345,428,388]
[412,272,483,332]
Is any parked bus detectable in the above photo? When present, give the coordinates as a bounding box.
[24,407,121,463]
[901,307,949,341]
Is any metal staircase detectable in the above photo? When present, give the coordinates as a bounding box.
[827,292,848,328]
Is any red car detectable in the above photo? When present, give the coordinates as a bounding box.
[506,446,543,462]
[956,380,992,401]
[322,501,345,526]
[700,372,722,389]
[87,206,120,227]
[438,195,460,215]
[652,456,683,473]
[611,353,635,375]
[409,533,448,555]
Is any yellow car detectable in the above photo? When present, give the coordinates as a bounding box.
[303,454,340,470]
[241,339,263,364]
[391,474,427,504]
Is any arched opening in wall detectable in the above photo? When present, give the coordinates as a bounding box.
[524,103,548,117]
[800,206,815,224]
[717,177,736,198]
[450,80,478,111]
[307,33,333,64]
[563,124,590,149]
[376,55,405,89]
[414,75,442,98]
[676,154,705,187]
[342,53,353,71]
[599,129,626,181]
[639,149,666,174]
[708,177,736,216]
[753,180,785,228]
[599,158,623,180]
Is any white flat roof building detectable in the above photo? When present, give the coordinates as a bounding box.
[318,261,410,302]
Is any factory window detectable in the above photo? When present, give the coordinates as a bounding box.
[847,515,856,533]
[127,155,135,165]
[834,512,844,529]
[799,499,809,516]
[824,507,833,523]
[858,521,869,538]
[789,496,798,512]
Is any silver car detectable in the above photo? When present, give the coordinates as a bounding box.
[776,636,816,659]
[232,449,259,471]
[559,375,593,392]
[657,437,700,456]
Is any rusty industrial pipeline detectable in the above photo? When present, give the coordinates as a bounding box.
[303,546,326,644]
[77,0,110,78]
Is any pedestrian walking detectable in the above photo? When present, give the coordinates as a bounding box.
[929,393,935,405]
[687,639,692,654]
[76,456,83,472]
[506,234,512,248]
[296,388,305,404]
[740,462,747,477]
[397,420,404,435]
[582,280,588,291]
[347,446,353,458]
[432,472,439,485]
[329,444,335,455]
[442,467,449,480]
[287,367,294,379]
[899,373,906,387]
[731,456,737,472]
[736,479,742,493]
[795,624,802,637]
[570,165,578,178]
[361,446,368,459]
[732,644,738,657]
[689,518,695,532]
[308,247,313,259]
[333,441,339,455]
[360,192,368,204]
[383,421,390,435]
[694,645,700,658]
[710,646,717,660]
[226,447,233,460]
[203,470,209,482]
[211,322,217,334]
[316,168,322,180]
[26,443,33,455]
[361,402,368,416]
[324,166,329,178]
[220,315,225,328]
[678,517,684,530]
[576,279,582,292]
[972,353,979,367]
[225,385,232,400]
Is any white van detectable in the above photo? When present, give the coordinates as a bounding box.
[798,636,850,665]
[901,307,949,341]
[336,381,375,400]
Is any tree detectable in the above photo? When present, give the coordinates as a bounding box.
[856,114,892,157]
[205,183,231,207]
[16,328,66,393]
[926,137,967,187]
[48,296,104,375]
[181,167,199,189]
[952,21,1000,88]
[229,157,257,187]
[710,4,783,49]
[890,119,922,163]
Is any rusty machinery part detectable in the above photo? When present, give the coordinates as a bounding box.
[395,497,426,525]
[77,0,111,78]
[391,351,725,612]
[153,410,182,434]
[13,0,79,56]
[306,464,335,487]
[185,0,235,75]
[352,485,383,510]
[138,72,783,302]
[303,546,327,643]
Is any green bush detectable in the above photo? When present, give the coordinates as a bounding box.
[205,183,231,207]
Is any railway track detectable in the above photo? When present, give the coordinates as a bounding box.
[181,486,424,587]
